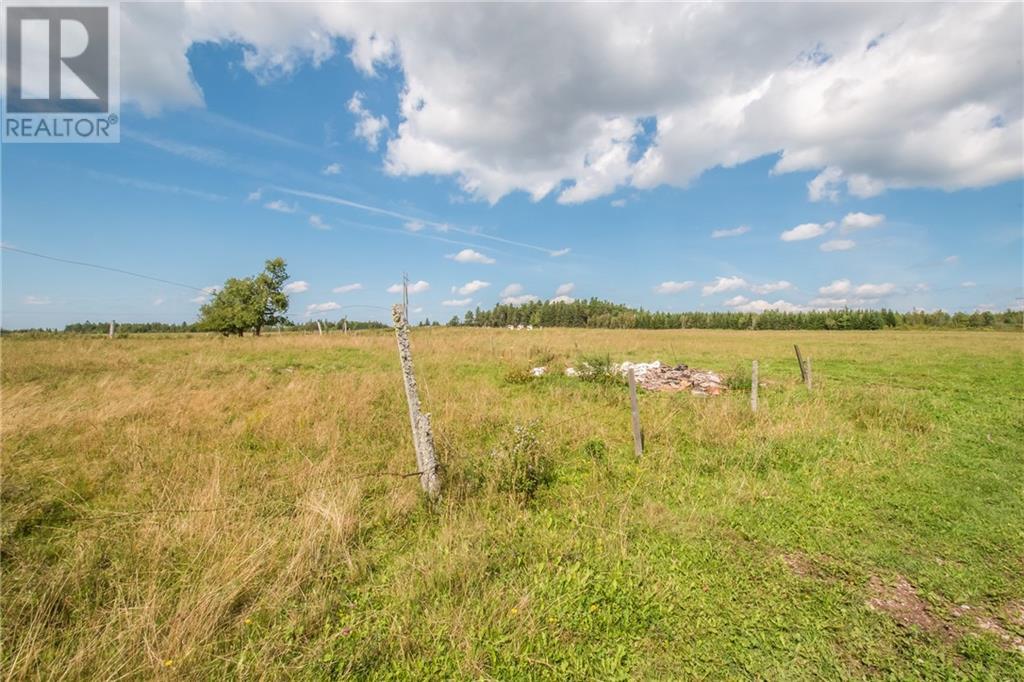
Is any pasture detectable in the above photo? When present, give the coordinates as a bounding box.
[2,329,1022,678]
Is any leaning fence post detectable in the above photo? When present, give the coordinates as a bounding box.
[794,344,807,383]
[751,360,759,412]
[108,320,115,338]
[805,356,813,391]
[315,319,323,336]
[392,304,441,500]
[627,368,643,457]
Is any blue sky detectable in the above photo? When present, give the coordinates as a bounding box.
[2,3,1022,328]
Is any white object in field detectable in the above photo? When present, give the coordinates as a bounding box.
[564,367,578,377]
[530,366,547,377]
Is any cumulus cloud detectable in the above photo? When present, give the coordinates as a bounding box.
[711,225,750,238]
[306,301,340,314]
[387,280,430,294]
[116,3,1022,203]
[502,294,539,305]
[454,279,491,295]
[442,298,472,306]
[347,91,389,150]
[332,283,363,293]
[264,199,298,213]
[840,212,885,233]
[702,276,747,296]
[820,239,856,251]
[819,279,852,295]
[730,299,809,313]
[724,295,749,306]
[308,214,330,230]
[555,282,576,297]
[322,162,342,175]
[447,248,495,264]
[750,280,792,295]
[654,280,695,294]
[550,295,576,303]
[780,222,832,241]
[500,283,523,297]
[283,280,310,294]
[854,282,896,296]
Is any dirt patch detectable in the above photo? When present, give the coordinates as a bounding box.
[974,616,1024,653]
[866,576,957,641]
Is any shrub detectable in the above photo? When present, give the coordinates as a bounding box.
[487,422,553,501]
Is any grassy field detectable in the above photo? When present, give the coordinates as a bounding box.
[2,328,1023,679]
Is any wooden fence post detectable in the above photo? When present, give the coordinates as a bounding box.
[392,304,441,500]
[342,318,348,334]
[751,360,759,412]
[108,320,115,338]
[316,319,323,336]
[794,344,807,383]
[628,368,643,457]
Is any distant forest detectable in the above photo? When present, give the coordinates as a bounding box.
[3,299,1021,334]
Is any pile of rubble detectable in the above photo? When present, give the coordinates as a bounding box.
[528,360,725,395]
[615,361,725,395]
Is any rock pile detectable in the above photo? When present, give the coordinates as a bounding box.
[528,359,726,395]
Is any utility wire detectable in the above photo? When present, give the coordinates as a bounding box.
[1,245,207,292]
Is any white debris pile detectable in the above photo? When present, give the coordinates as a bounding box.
[614,361,725,395]
[528,359,726,395]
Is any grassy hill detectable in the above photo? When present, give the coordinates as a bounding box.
[3,329,1022,678]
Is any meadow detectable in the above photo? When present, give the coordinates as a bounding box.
[2,328,1022,679]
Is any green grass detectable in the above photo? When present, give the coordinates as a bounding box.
[2,329,1023,678]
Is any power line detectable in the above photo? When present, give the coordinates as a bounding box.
[1,245,207,292]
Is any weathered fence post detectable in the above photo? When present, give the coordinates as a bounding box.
[108,320,115,338]
[794,344,807,383]
[805,356,813,391]
[628,368,643,457]
[751,360,759,412]
[392,304,441,499]
[316,319,323,336]
[342,318,348,334]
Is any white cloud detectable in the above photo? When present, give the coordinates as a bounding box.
[780,222,832,241]
[500,283,523,297]
[750,280,792,295]
[731,299,809,313]
[840,212,885,233]
[549,248,571,257]
[442,298,472,306]
[807,166,844,202]
[264,199,297,213]
[723,295,749,306]
[190,285,219,304]
[23,295,50,305]
[455,279,491,295]
[913,282,930,292]
[447,248,495,264]
[308,214,330,230]
[322,162,342,175]
[944,255,960,265]
[654,280,695,294]
[854,282,896,296]
[820,239,856,252]
[555,282,575,297]
[711,225,750,238]
[333,283,363,293]
[348,91,389,150]
[306,301,341,314]
[116,4,1023,204]
[387,280,430,294]
[819,279,852,295]
[502,294,540,305]
[404,220,425,232]
[283,281,310,294]
[550,295,576,303]
[610,198,627,208]
[247,189,262,202]
[961,281,977,288]
[702,276,747,296]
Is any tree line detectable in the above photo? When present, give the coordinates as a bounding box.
[444,298,1023,330]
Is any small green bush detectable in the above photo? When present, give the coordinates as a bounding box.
[487,422,553,501]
